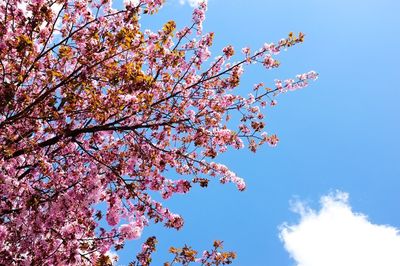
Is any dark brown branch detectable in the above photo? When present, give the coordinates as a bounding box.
[8,118,189,159]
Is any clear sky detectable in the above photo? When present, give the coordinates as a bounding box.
[115,0,400,265]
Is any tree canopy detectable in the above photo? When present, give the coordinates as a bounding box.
[0,0,317,264]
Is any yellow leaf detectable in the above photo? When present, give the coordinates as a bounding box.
[162,20,176,36]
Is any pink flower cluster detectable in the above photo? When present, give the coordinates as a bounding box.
[119,223,142,240]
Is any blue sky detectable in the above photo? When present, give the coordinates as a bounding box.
[115,0,400,265]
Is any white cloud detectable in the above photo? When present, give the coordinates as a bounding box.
[280,191,400,266]
[179,0,207,7]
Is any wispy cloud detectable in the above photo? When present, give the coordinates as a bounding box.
[280,191,400,266]
[179,0,207,8]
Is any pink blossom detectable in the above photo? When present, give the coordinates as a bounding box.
[222,45,235,59]
[119,224,142,240]
[263,54,276,69]
[0,225,7,249]
[241,47,250,55]
[106,209,120,226]
[234,178,246,191]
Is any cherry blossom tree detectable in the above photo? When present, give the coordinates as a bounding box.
[0,0,317,264]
